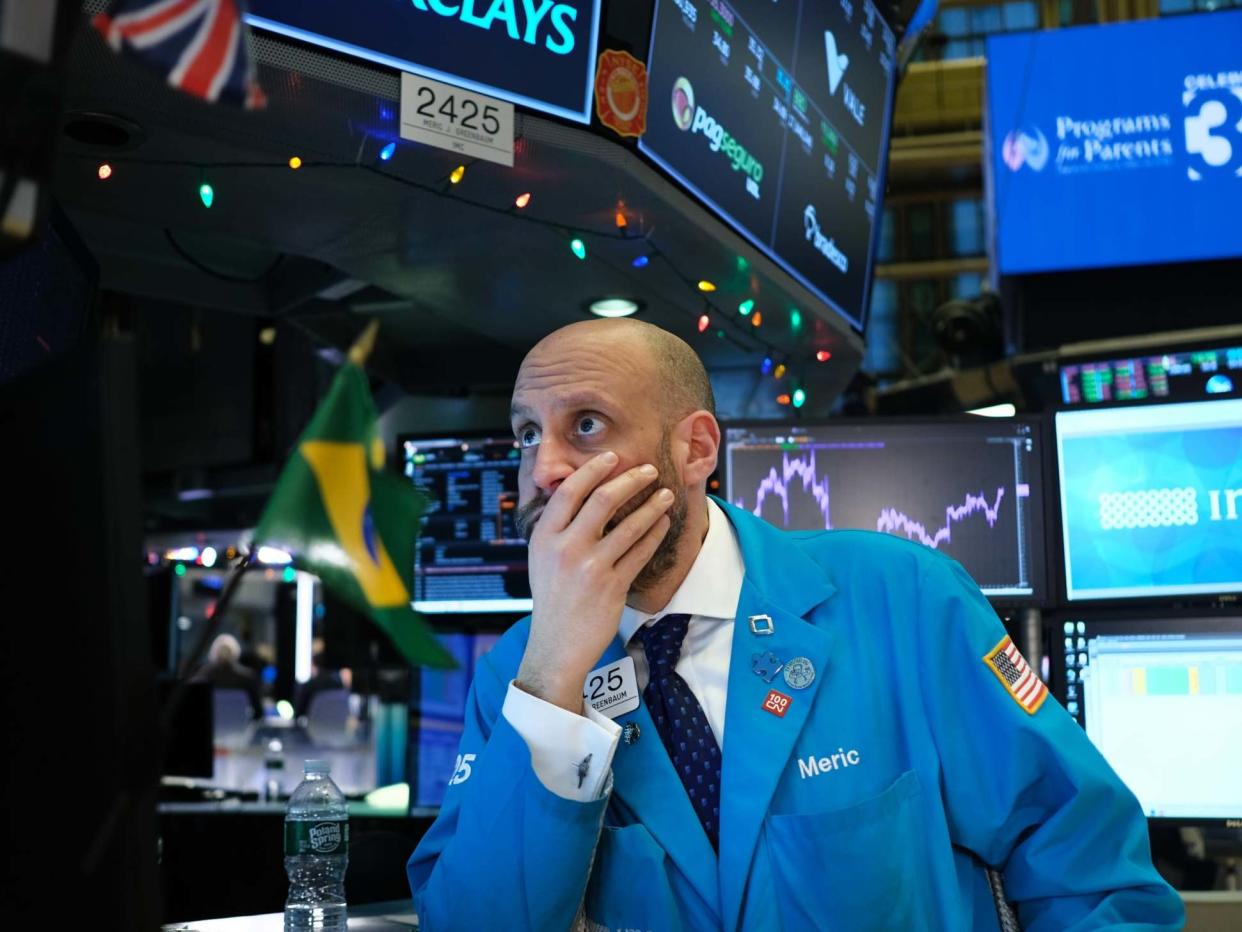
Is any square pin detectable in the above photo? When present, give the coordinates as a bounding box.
[749,614,775,636]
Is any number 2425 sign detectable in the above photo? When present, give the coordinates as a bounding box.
[400,73,515,167]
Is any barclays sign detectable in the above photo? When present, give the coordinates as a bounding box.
[247,0,602,123]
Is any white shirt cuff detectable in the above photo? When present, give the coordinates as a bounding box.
[501,680,621,802]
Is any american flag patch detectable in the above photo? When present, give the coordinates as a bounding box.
[983,636,1048,715]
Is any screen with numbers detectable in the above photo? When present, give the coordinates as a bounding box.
[986,11,1242,275]
[638,0,898,332]
[401,433,532,614]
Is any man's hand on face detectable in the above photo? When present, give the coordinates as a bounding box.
[515,451,674,714]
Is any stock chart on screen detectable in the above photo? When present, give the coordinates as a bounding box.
[724,419,1045,600]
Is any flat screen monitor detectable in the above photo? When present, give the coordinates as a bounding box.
[406,631,501,810]
[638,0,898,331]
[1051,611,1242,824]
[985,11,1242,276]
[1055,398,1242,601]
[722,418,1046,601]
[401,434,532,614]
[1058,341,1242,408]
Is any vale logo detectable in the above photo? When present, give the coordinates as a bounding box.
[824,30,849,96]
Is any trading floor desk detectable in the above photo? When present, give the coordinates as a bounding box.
[163,899,417,931]
[162,893,1242,931]
[158,800,434,923]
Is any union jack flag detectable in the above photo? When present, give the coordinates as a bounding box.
[94,0,266,109]
[983,635,1049,715]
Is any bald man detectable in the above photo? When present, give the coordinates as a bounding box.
[407,319,1182,931]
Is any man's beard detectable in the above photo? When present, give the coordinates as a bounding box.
[515,433,688,594]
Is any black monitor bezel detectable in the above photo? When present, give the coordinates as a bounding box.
[1045,606,1242,831]
[717,414,1051,607]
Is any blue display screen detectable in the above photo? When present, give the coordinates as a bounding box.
[1056,398,1242,601]
[409,632,500,809]
[246,0,602,123]
[986,11,1242,275]
[639,0,898,331]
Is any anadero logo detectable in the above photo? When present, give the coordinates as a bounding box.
[803,205,849,273]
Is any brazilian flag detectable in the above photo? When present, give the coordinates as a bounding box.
[254,323,455,669]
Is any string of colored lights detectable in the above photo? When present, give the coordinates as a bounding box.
[82,146,835,407]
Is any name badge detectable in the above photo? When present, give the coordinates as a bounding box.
[583,657,640,719]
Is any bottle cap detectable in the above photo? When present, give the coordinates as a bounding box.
[304,759,330,774]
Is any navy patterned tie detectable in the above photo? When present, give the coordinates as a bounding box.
[637,613,722,850]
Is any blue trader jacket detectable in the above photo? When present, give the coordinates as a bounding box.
[408,499,1184,931]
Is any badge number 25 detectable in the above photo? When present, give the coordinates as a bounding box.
[449,752,476,786]
[585,663,624,701]
[411,84,502,137]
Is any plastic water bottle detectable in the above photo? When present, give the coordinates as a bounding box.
[284,760,349,931]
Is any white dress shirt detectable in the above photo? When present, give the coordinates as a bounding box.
[502,498,745,801]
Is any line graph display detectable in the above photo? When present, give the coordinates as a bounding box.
[752,448,834,529]
[875,487,1007,550]
[725,420,1045,599]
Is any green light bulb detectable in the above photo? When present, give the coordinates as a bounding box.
[570,238,586,260]
[199,183,214,208]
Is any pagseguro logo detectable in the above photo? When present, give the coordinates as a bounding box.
[670,76,764,198]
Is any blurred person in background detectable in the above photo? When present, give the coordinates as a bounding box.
[192,633,264,719]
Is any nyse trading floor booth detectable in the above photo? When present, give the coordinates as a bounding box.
[27,0,1242,928]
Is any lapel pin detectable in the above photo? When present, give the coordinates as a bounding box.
[762,689,792,717]
[783,656,816,690]
[748,614,775,636]
[751,650,784,683]
[622,722,641,745]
